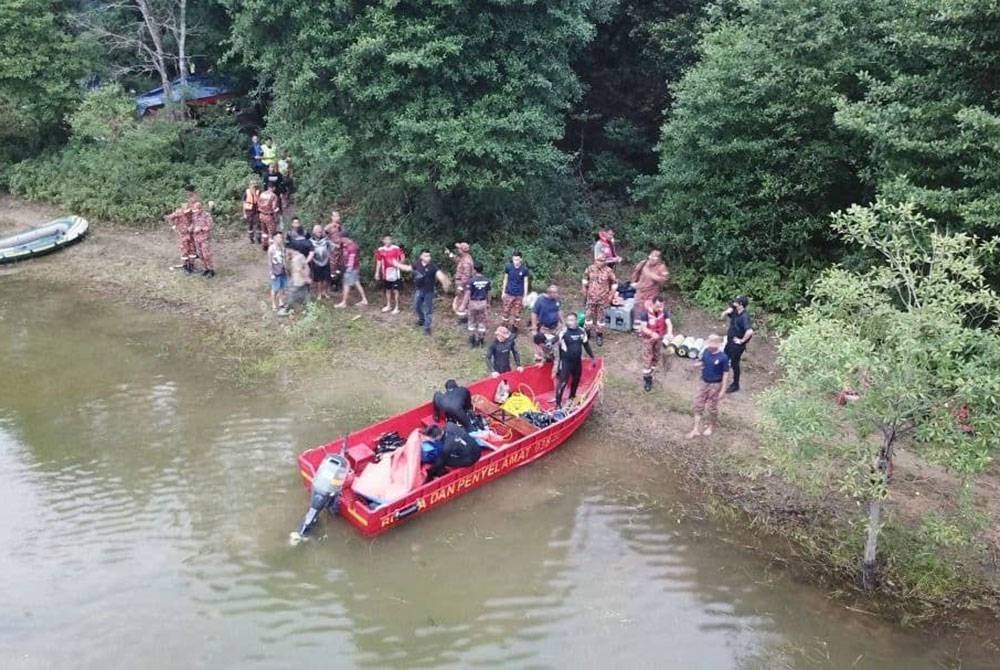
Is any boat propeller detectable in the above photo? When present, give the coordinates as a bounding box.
[297,452,350,537]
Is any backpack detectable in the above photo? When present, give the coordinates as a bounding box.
[312,239,330,266]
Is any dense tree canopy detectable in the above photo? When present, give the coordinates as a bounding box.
[0,0,89,173]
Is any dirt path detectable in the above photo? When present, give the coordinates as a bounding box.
[3,195,998,618]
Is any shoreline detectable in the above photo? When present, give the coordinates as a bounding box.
[3,195,998,630]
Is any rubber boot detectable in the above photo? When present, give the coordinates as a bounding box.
[468,334,477,348]
[643,374,653,392]
[596,332,604,347]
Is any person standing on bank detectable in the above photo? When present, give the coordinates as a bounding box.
[307,224,332,300]
[553,313,596,409]
[721,296,754,393]
[466,262,492,348]
[688,334,731,438]
[447,242,475,320]
[396,250,451,336]
[374,235,405,314]
[581,254,618,347]
[242,179,260,245]
[486,326,523,377]
[631,248,670,317]
[190,200,216,278]
[268,231,288,314]
[500,251,531,333]
[531,285,563,363]
[257,182,280,251]
[334,232,369,308]
[638,295,673,392]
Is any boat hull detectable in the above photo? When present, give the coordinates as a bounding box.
[0,216,89,265]
[298,360,603,536]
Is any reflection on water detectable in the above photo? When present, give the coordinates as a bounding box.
[0,278,994,669]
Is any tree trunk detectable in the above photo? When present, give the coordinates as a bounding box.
[861,497,882,591]
[860,429,895,591]
[177,0,189,89]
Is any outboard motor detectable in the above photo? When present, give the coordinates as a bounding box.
[298,453,350,536]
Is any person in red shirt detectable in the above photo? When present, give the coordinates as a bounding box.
[638,295,673,392]
[334,232,369,308]
[374,235,406,314]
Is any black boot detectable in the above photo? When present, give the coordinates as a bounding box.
[469,334,477,348]
[511,324,519,335]
[183,261,193,274]
[643,374,653,392]
[726,383,739,393]
[596,332,604,347]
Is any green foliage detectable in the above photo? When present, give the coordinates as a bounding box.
[8,86,251,225]
[761,201,1000,576]
[834,0,1000,244]
[566,0,710,195]
[0,0,90,176]
[672,260,818,332]
[640,0,886,275]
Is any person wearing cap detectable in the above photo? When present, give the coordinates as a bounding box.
[581,254,618,347]
[593,228,622,268]
[432,379,475,432]
[486,326,523,377]
[688,334,731,438]
[721,296,754,393]
[531,285,563,363]
[446,242,475,319]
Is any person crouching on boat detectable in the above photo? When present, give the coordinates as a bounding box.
[554,313,596,409]
[423,423,481,480]
[432,379,475,432]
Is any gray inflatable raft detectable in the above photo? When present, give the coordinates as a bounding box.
[0,216,89,264]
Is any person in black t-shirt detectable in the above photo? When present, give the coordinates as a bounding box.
[721,295,754,392]
[554,313,596,408]
[397,249,451,335]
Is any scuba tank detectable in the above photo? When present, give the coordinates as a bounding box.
[687,337,705,359]
[664,334,685,355]
[297,453,350,536]
[677,336,696,357]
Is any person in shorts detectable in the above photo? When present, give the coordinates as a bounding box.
[307,224,333,300]
[374,235,406,314]
[334,232,369,308]
[688,334,731,438]
[286,243,312,310]
[268,232,288,314]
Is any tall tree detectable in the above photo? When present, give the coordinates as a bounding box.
[564,0,709,195]
[761,201,1000,590]
[835,0,1000,249]
[0,0,88,171]
[639,0,887,274]
[232,0,607,232]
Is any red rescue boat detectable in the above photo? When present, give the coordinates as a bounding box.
[297,359,604,536]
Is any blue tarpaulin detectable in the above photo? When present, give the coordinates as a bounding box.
[135,75,238,116]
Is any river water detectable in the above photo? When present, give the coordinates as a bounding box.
[0,278,994,669]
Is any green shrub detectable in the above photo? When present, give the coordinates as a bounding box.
[8,85,253,226]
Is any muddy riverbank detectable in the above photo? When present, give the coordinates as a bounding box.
[2,196,999,630]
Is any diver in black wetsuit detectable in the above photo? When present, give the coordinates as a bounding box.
[554,313,596,408]
[432,379,475,431]
[424,422,482,479]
